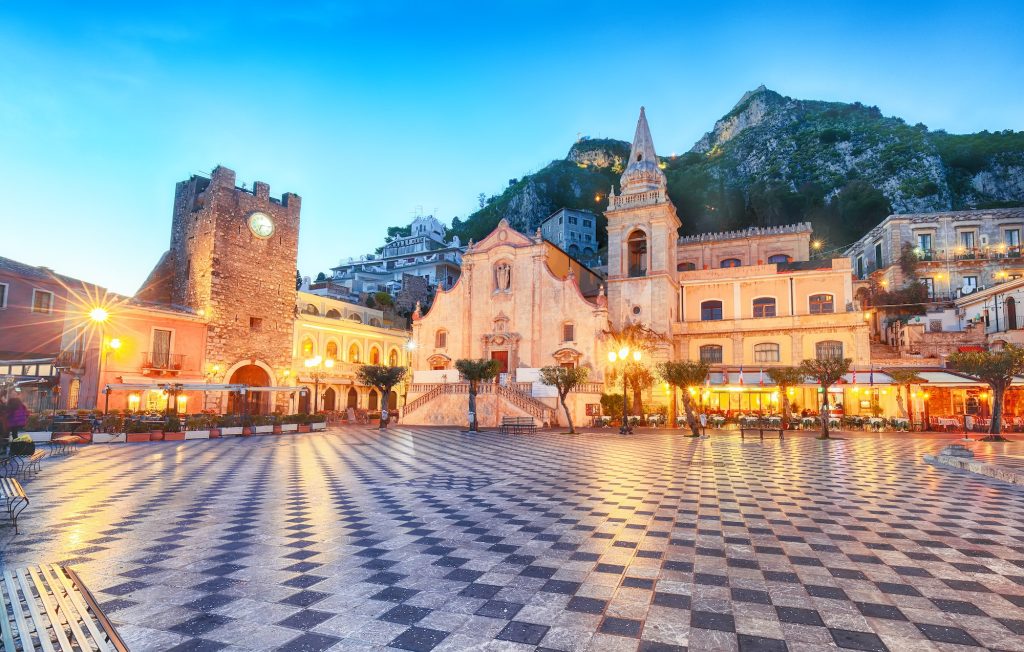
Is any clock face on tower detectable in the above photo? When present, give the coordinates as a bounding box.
[248,212,275,238]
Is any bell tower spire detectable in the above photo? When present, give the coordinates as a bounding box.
[619,106,666,195]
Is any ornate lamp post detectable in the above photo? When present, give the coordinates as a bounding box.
[89,307,121,414]
[607,346,641,435]
[303,355,334,414]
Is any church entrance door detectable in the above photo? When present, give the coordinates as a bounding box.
[227,365,270,415]
[323,387,336,412]
[490,351,509,374]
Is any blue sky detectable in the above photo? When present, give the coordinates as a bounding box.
[1,1,1022,294]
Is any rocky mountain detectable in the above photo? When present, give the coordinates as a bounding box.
[444,86,1024,250]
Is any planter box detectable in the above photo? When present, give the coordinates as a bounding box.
[297,425,311,433]
[254,425,274,434]
[281,424,298,432]
[93,433,126,443]
[185,430,210,440]
[127,433,150,443]
[208,428,221,438]
[164,432,186,441]
[221,427,243,436]
[150,432,164,441]
[241,427,253,436]
[311,422,327,431]
[272,425,283,434]
[25,431,52,443]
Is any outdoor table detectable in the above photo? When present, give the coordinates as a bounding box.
[935,417,960,431]
[868,418,884,431]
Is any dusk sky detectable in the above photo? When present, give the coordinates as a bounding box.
[2,1,1022,295]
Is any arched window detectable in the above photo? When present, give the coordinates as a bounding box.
[349,313,363,323]
[303,304,320,316]
[809,294,834,314]
[699,345,723,364]
[720,258,741,268]
[370,347,381,365]
[767,254,791,264]
[700,300,723,321]
[325,341,338,360]
[627,230,647,278]
[368,389,379,411]
[568,244,579,257]
[816,340,843,360]
[677,262,696,272]
[435,330,447,349]
[752,297,776,318]
[369,318,382,327]
[388,349,399,367]
[301,338,315,357]
[753,342,780,363]
[348,343,361,363]
[325,309,342,319]
[1007,297,1018,330]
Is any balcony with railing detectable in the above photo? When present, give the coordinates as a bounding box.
[54,350,84,370]
[141,352,185,376]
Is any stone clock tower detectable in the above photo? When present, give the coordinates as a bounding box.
[605,108,681,336]
[167,165,301,411]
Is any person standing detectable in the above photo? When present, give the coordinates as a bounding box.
[0,400,7,454]
[5,397,28,446]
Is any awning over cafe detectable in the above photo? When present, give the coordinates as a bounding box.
[914,371,986,387]
[103,383,306,393]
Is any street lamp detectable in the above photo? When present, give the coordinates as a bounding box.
[304,355,334,414]
[90,306,117,414]
[608,346,641,435]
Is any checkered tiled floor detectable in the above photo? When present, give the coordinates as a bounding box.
[4,429,1024,651]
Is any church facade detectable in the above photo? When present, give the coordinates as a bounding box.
[402,108,869,426]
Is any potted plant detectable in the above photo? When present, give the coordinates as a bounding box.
[297,414,312,433]
[163,416,185,441]
[281,414,300,433]
[184,414,211,440]
[272,413,284,434]
[126,420,151,443]
[241,415,254,436]
[310,413,327,431]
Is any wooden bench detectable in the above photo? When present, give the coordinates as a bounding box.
[0,564,128,651]
[1,451,46,480]
[500,416,537,435]
[0,478,28,534]
[740,427,785,442]
[49,436,84,456]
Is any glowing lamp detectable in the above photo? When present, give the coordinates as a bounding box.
[632,350,641,362]
[324,358,335,369]
[618,347,629,359]
[607,351,617,363]
[89,307,109,323]
[108,338,122,350]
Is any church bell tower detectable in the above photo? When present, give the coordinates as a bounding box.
[605,108,681,335]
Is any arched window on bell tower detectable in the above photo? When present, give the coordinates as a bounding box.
[627,230,648,278]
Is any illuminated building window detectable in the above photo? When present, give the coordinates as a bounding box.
[816,340,843,360]
[720,258,741,268]
[753,297,776,318]
[699,345,723,364]
[349,343,361,363]
[301,338,315,357]
[809,294,834,314]
[627,230,647,277]
[767,254,791,263]
[326,341,338,360]
[753,343,780,363]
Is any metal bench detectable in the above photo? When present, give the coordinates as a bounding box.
[500,416,537,435]
[0,564,128,651]
[740,427,784,442]
[0,478,28,534]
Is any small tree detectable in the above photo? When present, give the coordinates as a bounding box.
[798,357,852,439]
[356,365,408,430]
[624,362,655,416]
[948,344,1024,440]
[600,393,624,419]
[887,369,923,421]
[767,367,805,428]
[657,360,710,437]
[539,365,590,434]
[454,358,502,432]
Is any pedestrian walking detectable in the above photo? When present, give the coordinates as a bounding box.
[3,397,29,453]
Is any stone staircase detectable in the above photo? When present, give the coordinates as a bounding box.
[402,381,555,426]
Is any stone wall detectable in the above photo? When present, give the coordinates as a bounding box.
[168,166,301,409]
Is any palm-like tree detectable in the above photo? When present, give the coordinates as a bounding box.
[356,365,407,430]
[454,358,502,432]
[798,357,852,439]
[767,367,805,428]
[657,360,710,437]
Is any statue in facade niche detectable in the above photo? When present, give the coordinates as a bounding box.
[495,262,512,291]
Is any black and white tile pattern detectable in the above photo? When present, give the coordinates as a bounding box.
[3,429,1024,651]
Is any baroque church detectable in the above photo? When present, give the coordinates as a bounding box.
[404,108,868,427]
